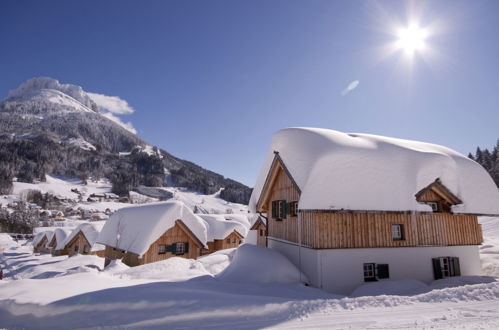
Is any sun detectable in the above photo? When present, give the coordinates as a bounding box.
[396,24,428,55]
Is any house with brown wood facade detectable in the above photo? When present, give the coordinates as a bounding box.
[63,222,106,257]
[33,231,51,253]
[97,201,209,267]
[249,127,499,295]
[198,214,248,255]
[250,217,267,247]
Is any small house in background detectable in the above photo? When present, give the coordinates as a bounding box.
[63,222,106,257]
[198,214,248,255]
[49,228,74,256]
[249,127,499,295]
[250,216,267,247]
[97,201,208,267]
[33,231,51,253]
[42,231,55,254]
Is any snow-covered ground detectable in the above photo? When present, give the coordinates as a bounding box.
[0,218,498,329]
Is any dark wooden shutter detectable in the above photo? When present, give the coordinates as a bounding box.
[432,258,443,280]
[271,201,277,219]
[376,264,389,279]
[184,242,189,253]
[279,200,286,220]
[451,257,461,276]
[165,244,174,253]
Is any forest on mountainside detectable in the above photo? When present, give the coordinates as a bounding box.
[469,140,499,188]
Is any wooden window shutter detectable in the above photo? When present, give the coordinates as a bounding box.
[376,264,390,279]
[285,202,291,215]
[451,257,461,276]
[278,200,286,220]
[271,201,277,219]
[432,258,443,280]
[184,242,189,253]
[165,244,174,253]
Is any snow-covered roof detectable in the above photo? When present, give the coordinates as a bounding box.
[97,201,208,256]
[198,214,249,241]
[249,127,499,215]
[33,232,48,247]
[54,228,74,250]
[44,231,55,248]
[64,222,106,252]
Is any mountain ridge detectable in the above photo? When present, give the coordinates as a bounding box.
[0,77,252,204]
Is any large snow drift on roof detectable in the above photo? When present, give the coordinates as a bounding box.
[64,222,105,252]
[54,228,74,250]
[97,201,208,256]
[217,244,308,284]
[249,127,499,214]
[198,214,249,241]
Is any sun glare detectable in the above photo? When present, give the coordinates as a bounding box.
[396,24,428,55]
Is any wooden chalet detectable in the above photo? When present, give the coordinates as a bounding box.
[98,201,209,267]
[103,219,205,267]
[250,128,499,294]
[250,217,267,247]
[63,223,105,258]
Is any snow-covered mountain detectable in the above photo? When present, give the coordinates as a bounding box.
[0,77,251,204]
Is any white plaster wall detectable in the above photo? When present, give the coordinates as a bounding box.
[268,238,481,295]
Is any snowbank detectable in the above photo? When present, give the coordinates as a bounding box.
[249,128,499,214]
[115,257,210,281]
[350,279,430,297]
[97,201,208,256]
[217,244,308,284]
[0,233,18,250]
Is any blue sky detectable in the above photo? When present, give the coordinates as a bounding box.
[1,0,498,187]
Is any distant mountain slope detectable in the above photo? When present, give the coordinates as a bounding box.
[0,77,251,204]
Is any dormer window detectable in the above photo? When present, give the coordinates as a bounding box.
[425,202,438,212]
[415,178,462,213]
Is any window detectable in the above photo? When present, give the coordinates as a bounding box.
[432,257,460,279]
[231,237,236,244]
[227,238,231,243]
[174,242,186,255]
[74,245,79,252]
[391,224,404,240]
[271,200,287,220]
[363,263,376,282]
[83,245,89,253]
[259,229,264,236]
[158,245,166,254]
[289,201,298,217]
[427,202,438,212]
[363,263,390,282]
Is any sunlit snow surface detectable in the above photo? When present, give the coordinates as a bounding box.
[0,217,498,329]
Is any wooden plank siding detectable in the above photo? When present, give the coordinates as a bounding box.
[293,211,482,249]
[266,167,300,243]
[140,221,203,265]
[263,156,483,249]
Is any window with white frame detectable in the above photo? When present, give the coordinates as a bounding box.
[363,263,376,281]
[175,242,186,255]
[158,245,166,254]
[391,224,404,240]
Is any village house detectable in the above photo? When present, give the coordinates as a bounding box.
[97,201,209,267]
[250,216,267,247]
[49,228,73,256]
[198,214,248,255]
[249,127,499,295]
[63,222,106,257]
[33,231,52,253]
